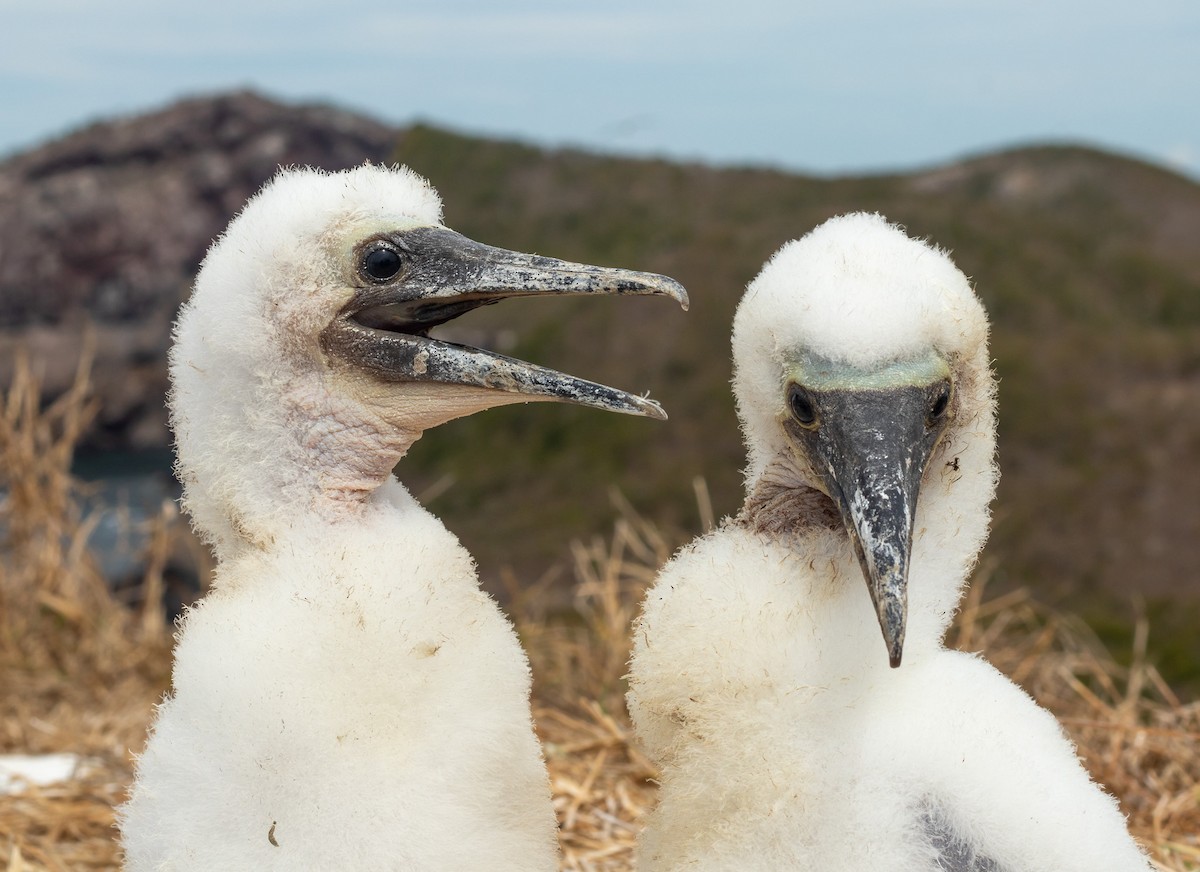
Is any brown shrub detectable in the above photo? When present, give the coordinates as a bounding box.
[1,365,1195,870]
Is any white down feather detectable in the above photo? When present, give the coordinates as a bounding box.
[119,165,558,871]
[628,213,1151,872]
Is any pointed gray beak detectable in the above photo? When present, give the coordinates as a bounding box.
[322,226,688,419]
[785,366,952,667]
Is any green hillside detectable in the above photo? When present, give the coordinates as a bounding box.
[388,127,1200,683]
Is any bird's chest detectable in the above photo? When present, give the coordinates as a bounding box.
[176,551,532,760]
[654,701,935,869]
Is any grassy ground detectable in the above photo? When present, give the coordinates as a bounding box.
[1,362,1197,870]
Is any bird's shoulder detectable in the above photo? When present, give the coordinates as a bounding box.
[196,484,487,625]
[639,517,849,623]
[859,651,1152,870]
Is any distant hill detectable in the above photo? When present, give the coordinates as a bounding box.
[2,93,1198,679]
[0,91,397,446]
[389,127,1200,590]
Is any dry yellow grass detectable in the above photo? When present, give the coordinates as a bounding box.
[1,362,1196,871]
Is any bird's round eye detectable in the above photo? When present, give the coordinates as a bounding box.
[788,384,818,427]
[928,382,952,424]
[362,245,403,281]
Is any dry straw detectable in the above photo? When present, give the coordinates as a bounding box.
[1,362,1196,871]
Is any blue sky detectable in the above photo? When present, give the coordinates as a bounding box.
[3,1,1198,178]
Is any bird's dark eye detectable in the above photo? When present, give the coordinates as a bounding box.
[361,245,403,281]
[928,382,952,425]
[788,384,818,427]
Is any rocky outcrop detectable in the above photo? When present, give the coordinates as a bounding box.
[0,91,401,448]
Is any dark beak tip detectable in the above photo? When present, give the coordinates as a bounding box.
[651,276,689,311]
[636,398,669,422]
[883,617,906,668]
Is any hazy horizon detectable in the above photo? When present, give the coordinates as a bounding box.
[3,2,1198,181]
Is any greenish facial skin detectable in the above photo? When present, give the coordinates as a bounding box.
[782,351,955,667]
[789,349,952,392]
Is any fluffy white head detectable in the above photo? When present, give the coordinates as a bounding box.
[732,212,990,486]
[170,165,445,557]
[730,213,997,646]
[629,215,1148,872]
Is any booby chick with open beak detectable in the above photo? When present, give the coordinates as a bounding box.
[118,164,687,871]
[627,213,1149,871]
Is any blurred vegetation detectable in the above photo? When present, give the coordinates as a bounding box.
[388,127,1200,690]
[2,362,1195,869]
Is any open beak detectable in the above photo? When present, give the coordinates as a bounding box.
[792,385,943,668]
[321,226,689,419]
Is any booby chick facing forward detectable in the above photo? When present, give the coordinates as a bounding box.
[118,165,687,871]
[627,214,1149,871]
